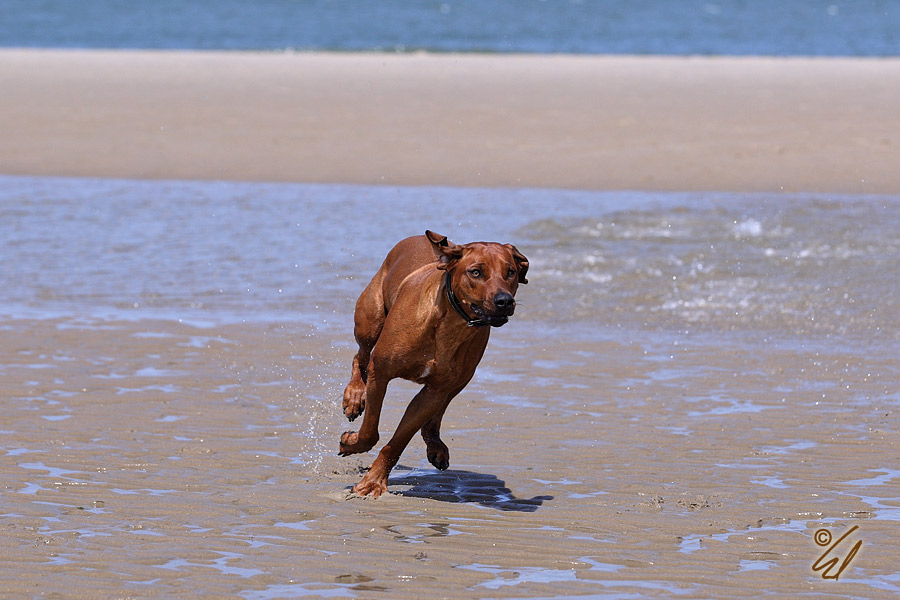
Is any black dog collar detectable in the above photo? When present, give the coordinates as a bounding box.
[444,271,488,327]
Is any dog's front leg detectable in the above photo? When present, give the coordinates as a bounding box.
[352,386,447,498]
[420,393,460,471]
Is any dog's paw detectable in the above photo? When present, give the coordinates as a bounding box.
[338,431,359,456]
[342,382,366,421]
[352,475,388,498]
[426,439,450,471]
[339,430,377,456]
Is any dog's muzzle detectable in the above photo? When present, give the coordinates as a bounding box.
[471,292,516,327]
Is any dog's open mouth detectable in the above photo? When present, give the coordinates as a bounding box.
[471,305,511,327]
[485,316,509,327]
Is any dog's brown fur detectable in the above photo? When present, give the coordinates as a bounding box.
[338,230,529,497]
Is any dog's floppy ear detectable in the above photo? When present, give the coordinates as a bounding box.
[425,230,463,270]
[507,244,529,284]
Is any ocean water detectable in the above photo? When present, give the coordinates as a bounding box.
[1,0,897,56]
[2,176,897,351]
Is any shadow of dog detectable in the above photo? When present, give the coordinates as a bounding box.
[388,468,553,512]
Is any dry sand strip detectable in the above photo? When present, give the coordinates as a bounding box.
[1,49,898,194]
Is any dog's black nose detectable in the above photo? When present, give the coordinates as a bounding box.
[494,292,515,313]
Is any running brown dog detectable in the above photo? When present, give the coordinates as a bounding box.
[338,230,529,497]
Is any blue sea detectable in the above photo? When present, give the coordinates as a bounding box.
[1,0,897,56]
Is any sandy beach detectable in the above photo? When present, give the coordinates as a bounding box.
[1,49,899,193]
[2,313,898,598]
[2,50,900,599]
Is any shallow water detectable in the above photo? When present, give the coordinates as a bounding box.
[2,176,898,344]
[1,176,899,597]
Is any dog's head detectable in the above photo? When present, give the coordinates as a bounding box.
[426,230,529,327]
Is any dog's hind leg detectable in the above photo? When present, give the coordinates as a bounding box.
[342,276,386,421]
[339,357,389,457]
[342,352,370,421]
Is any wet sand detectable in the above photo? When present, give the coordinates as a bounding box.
[2,51,900,598]
[2,316,898,598]
[1,49,900,193]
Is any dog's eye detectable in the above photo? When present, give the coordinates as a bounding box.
[507,268,516,280]
[469,268,482,278]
